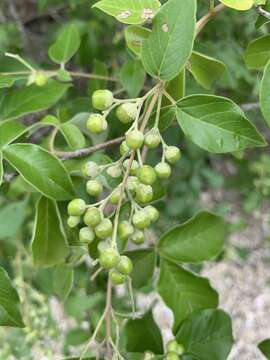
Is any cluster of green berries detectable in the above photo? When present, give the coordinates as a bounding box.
[100,250,133,285]
[165,340,185,360]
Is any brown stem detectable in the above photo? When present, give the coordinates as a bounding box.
[196,4,226,35]
[105,280,113,359]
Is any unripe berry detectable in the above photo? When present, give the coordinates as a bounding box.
[126,130,144,149]
[110,270,126,285]
[144,352,155,360]
[98,240,110,253]
[87,114,107,134]
[144,129,161,149]
[107,165,122,178]
[165,146,181,164]
[67,216,80,228]
[166,340,179,353]
[116,103,138,124]
[132,210,151,230]
[116,255,133,275]
[68,199,86,216]
[110,187,122,205]
[86,180,103,197]
[123,159,139,175]
[79,227,95,244]
[127,176,139,193]
[131,230,145,244]
[137,165,157,185]
[81,161,99,178]
[145,205,159,223]
[95,218,113,239]
[166,352,180,360]
[120,141,130,156]
[155,162,172,179]
[118,221,134,240]
[99,248,119,269]
[35,72,48,87]
[135,184,153,204]
[92,89,114,110]
[84,207,102,227]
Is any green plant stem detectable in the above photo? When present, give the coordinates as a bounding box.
[105,279,112,358]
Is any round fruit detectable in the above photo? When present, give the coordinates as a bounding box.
[35,72,48,87]
[123,159,139,175]
[87,114,107,134]
[79,227,95,244]
[86,180,103,197]
[110,187,122,205]
[127,176,139,193]
[145,205,159,223]
[155,162,172,179]
[144,129,161,149]
[132,210,151,230]
[166,352,180,360]
[68,199,86,216]
[167,340,179,353]
[135,184,153,204]
[95,218,113,239]
[130,230,145,244]
[165,146,181,164]
[81,161,99,178]
[120,141,130,156]
[116,103,138,124]
[107,165,122,178]
[67,216,80,228]
[118,221,134,240]
[110,270,126,285]
[97,240,110,253]
[137,165,157,185]
[84,207,102,227]
[144,352,155,360]
[116,255,133,275]
[126,130,144,149]
[99,248,120,269]
[92,89,114,110]
[177,344,185,355]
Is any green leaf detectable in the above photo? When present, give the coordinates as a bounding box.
[125,248,156,289]
[120,59,146,98]
[0,81,70,121]
[0,152,3,187]
[32,197,69,267]
[125,25,151,57]
[88,60,108,96]
[219,0,253,10]
[0,266,24,327]
[141,0,196,81]
[53,265,74,301]
[159,211,226,264]
[188,52,226,90]
[0,74,27,89]
[175,309,234,360]
[176,95,266,153]
[158,259,218,331]
[93,0,161,25]
[259,339,270,359]
[3,144,75,201]
[49,24,81,64]
[0,119,28,149]
[0,199,28,240]
[260,59,270,127]
[123,311,163,354]
[244,35,270,69]
[60,123,86,150]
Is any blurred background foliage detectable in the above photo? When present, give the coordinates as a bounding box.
[0,0,270,358]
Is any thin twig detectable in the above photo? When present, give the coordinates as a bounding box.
[256,5,270,20]
[196,4,226,35]
[105,280,112,358]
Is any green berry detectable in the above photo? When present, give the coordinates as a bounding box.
[177,344,185,355]
[155,162,172,179]
[166,352,180,360]
[116,103,138,124]
[144,352,155,360]
[130,230,145,244]
[99,248,120,269]
[144,129,161,149]
[67,216,80,228]
[110,270,126,285]
[166,340,179,353]
[120,141,130,156]
[79,227,95,244]
[92,89,114,110]
[127,176,139,193]
[118,221,134,240]
[95,218,113,239]
[86,180,103,197]
[165,146,181,164]
[145,205,159,223]
[81,161,99,178]
[123,159,139,175]
[116,255,133,275]
[68,199,86,216]
[107,165,122,178]
[84,207,102,227]
[35,72,48,87]
[97,240,110,253]
[87,114,107,134]
[132,210,151,230]
[137,165,157,185]
[126,130,144,149]
[135,184,153,204]
[110,188,122,205]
